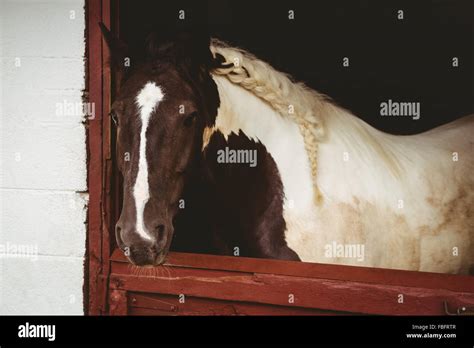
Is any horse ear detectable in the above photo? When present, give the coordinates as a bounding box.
[178,30,219,126]
[98,22,129,72]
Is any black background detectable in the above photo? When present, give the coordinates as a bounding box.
[119,0,473,135]
[1,315,473,345]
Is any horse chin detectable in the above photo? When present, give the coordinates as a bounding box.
[127,253,167,267]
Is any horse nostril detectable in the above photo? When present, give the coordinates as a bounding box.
[155,224,165,238]
[115,225,125,248]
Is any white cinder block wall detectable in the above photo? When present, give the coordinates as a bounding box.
[0,0,87,314]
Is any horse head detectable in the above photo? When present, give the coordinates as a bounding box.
[100,24,220,265]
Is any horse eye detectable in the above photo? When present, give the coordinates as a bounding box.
[184,112,197,127]
[110,111,119,126]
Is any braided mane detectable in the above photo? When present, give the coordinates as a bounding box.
[210,39,332,203]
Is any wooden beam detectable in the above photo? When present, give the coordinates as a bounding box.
[87,0,113,315]
[128,293,346,315]
[109,271,474,315]
[86,0,104,316]
[110,248,474,293]
[109,289,128,315]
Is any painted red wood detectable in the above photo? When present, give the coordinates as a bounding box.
[87,0,112,315]
[110,249,474,293]
[87,0,105,316]
[101,0,113,293]
[109,249,474,315]
[128,293,345,316]
[109,266,474,315]
[109,289,128,315]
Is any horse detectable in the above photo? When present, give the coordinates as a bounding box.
[99,24,474,274]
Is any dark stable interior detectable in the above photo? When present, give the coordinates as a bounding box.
[113,0,473,254]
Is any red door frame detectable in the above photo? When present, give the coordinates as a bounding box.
[86,0,114,315]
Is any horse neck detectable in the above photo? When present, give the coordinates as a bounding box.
[324,106,406,172]
[207,74,317,211]
[207,73,410,208]
[209,74,301,140]
[315,103,418,207]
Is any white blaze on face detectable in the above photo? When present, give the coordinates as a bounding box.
[134,82,164,240]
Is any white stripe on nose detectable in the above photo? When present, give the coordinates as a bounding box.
[134,82,164,240]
